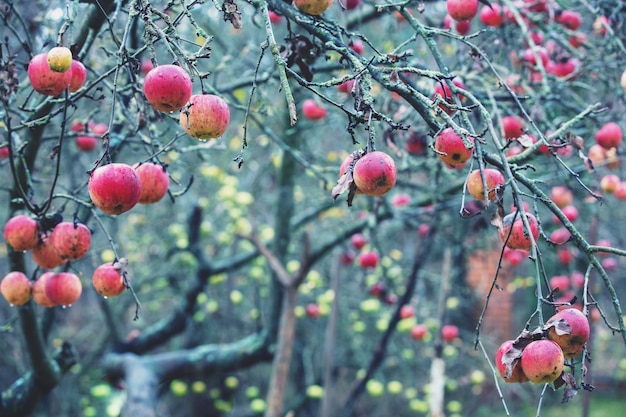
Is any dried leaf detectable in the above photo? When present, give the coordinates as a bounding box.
[569,134,585,150]
[332,172,353,202]
[517,134,534,148]
[544,317,572,336]
[559,372,579,403]
[578,149,594,173]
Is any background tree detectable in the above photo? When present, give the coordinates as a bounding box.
[1,0,626,416]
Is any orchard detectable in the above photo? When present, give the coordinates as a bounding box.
[1,1,626,417]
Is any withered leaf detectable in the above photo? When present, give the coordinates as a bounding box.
[544,317,572,336]
[332,172,353,202]
[517,134,534,148]
[578,149,594,173]
[558,372,579,403]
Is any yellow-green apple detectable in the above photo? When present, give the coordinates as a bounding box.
[294,0,333,15]
[46,46,72,72]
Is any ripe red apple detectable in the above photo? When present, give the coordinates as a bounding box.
[466,168,505,201]
[46,46,72,72]
[399,305,414,319]
[351,233,367,249]
[391,193,411,207]
[133,162,170,204]
[432,77,465,114]
[32,273,56,307]
[349,39,364,55]
[143,64,192,112]
[614,182,626,200]
[4,214,39,251]
[405,131,427,155]
[180,94,230,139]
[520,339,564,384]
[369,281,386,298]
[501,115,524,139]
[340,251,355,265]
[294,0,333,15]
[521,46,549,67]
[91,123,108,136]
[549,186,573,208]
[358,251,379,269]
[92,263,126,297]
[306,303,321,318]
[410,324,428,341]
[498,212,539,250]
[556,9,582,30]
[479,3,503,27]
[601,257,618,271]
[595,122,622,150]
[28,53,72,96]
[76,134,98,151]
[557,248,574,265]
[352,151,397,197]
[301,99,327,120]
[552,205,578,224]
[268,10,282,23]
[337,79,355,94]
[549,227,571,245]
[600,174,620,193]
[45,272,82,306]
[434,128,474,169]
[441,324,459,342]
[546,308,590,358]
[443,14,472,35]
[1,271,32,306]
[69,60,87,93]
[141,59,154,76]
[88,163,142,215]
[549,275,570,293]
[495,340,529,383]
[446,0,478,21]
[503,247,527,267]
[49,221,92,260]
[342,0,361,10]
[0,146,8,159]
[32,235,68,269]
[417,224,430,239]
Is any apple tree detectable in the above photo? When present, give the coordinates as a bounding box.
[1,0,626,416]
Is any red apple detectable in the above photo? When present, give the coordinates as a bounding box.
[466,168,505,201]
[521,46,549,67]
[391,193,411,207]
[4,214,39,251]
[301,99,327,120]
[593,16,610,36]
[294,0,333,15]
[76,135,98,151]
[143,64,192,112]
[557,248,574,265]
[342,0,361,10]
[92,263,126,297]
[446,0,478,21]
[180,94,230,139]
[399,305,414,319]
[520,339,564,384]
[28,53,72,96]
[432,77,465,114]
[549,275,570,293]
[88,163,142,215]
[69,60,87,93]
[32,273,56,307]
[602,257,618,271]
[546,308,590,358]
[1,271,32,306]
[352,151,397,197]
[549,227,571,245]
[358,251,379,269]
[444,14,472,35]
[549,186,573,208]
[405,131,428,155]
[595,122,622,150]
[552,205,578,224]
[268,10,282,23]
[614,182,626,200]
[570,271,585,288]
[351,233,367,249]
[91,123,108,136]
[410,324,428,340]
[338,79,355,94]
[141,59,154,76]
[49,221,92,260]
[340,251,355,265]
[479,3,503,27]
[45,272,82,306]
[441,324,459,342]
[349,39,364,55]
[498,212,539,250]
[556,9,582,30]
[32,234,68,269]
[134,162,170,204]
[369,281,386,298]
[501,115,525,139]
[417,224,430,239]
[434,128,474,169]
[503,247,527,267]
[306,303,321,318]
[0,146,8,159]
[495,340,529,383]
[600,174,620,193]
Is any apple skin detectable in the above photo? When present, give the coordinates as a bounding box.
[550,186,573,208]
[503,247,527,267]
[45,272,82,306]
[92,263,126,297]
[434,128,474,169]
[549,275,570,293]
[352,151,397,197]
[432,77,465,114]
[358,251,379,269]
[441,324,459,342]
[410,324,428,341]
[446,0,478,22]
[479,3,503,27]
[546,308,590,358]
[595,122,623,150]
[405,131,427,155]
[399,305,414,319]
[498,212,539,250]
[294,0,333,15]
[1,272,32,306]
[556,9,582,30]
[351,233,367,249]
[134,162,170,204]
[143,64,192,112]
[28,53,72,96]
[180,94,230,140]
[32,273,57,307]
[0,146,8,159]
[69,60,87,92]
[600,174,620,193]
[88,163,142,215]
[520,339,564,384]
[4,215,40,252]
[76,135,98,151]
[302,99,328,120]
[49,222,91,261]
[501,115,524,139]
[32,235,68,270]
[495,340,529,383]
[466,168,505,201]
[305,303,321,318]
[46,46,72,73]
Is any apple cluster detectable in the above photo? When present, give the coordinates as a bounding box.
[27,46,87,97]
[495,308,590,385]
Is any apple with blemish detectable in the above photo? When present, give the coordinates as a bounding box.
[46,46,72,73]
[352,151,397,197]
[45,272,82,306]
[32,235,68,269]
[466,168,505,201]
[180,94,230,139]
[520,340,564,384]
[495,340,529,383]
[434,128,474,169]
[498,212,539,250]
[28,53,72,96]
[546,308,590,358]
[88,163,142,215]
[50,221,91,260]
[32,273,56,307]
